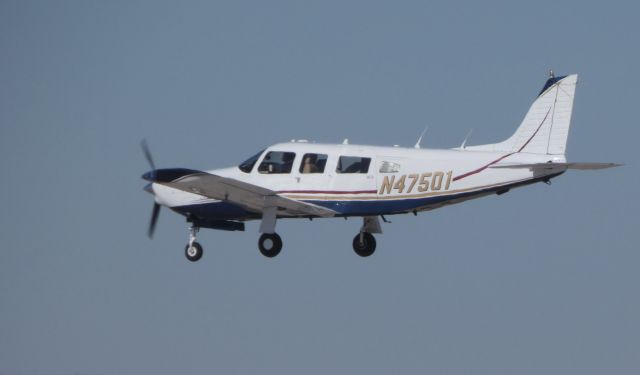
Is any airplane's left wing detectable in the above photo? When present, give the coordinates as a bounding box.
[144,168,336,217]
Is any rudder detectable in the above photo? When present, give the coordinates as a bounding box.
[467,74,578,155]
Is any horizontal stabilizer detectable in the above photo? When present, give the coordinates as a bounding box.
[490,162,622,170]
[564,162,622,170]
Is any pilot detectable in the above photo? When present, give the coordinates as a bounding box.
[281,153,295,173]
[301,154,319,173]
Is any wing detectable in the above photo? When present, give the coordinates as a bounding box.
[145,168,336,217]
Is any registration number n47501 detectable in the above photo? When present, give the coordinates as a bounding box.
[378,171,453,195]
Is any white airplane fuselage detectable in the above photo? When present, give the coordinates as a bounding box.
[150,142,567,220]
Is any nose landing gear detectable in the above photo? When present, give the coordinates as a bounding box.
[184,225,203,262]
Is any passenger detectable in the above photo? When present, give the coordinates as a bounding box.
[302,154,319,173]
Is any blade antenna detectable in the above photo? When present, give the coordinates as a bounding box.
[414,125,429,149]
[460,129,474,149]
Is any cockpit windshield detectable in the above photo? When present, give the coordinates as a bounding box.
[238,149,265,173]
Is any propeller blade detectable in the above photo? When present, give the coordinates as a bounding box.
[148,202,161,239]
[141,139,156,170]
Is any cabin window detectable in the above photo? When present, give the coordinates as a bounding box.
[258,151,296,174]
[238,149,264,173]
[379,161,400,173]
[299,153,328,174]
[336,156,371,174]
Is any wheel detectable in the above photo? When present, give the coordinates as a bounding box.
[258,233,282,258]
[185,241,203,262]
[352,232,376,257]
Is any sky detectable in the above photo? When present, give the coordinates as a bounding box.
[0,1,638,374]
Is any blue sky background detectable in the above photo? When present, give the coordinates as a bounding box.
[0,1,637,374]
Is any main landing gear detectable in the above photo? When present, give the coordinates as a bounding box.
[352,232,376,257]
[258,206,282,258]
[351,216,382,257]
[258,233,282,258]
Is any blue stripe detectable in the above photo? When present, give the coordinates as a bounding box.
[306,183,505,216]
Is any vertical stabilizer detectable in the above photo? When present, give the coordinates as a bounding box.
[466,74,578,155]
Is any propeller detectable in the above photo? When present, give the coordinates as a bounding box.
[148,202,161,239]
[141,139,160,239]
[141,139,156,170]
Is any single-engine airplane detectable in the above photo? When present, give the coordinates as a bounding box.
[142,73,619,261]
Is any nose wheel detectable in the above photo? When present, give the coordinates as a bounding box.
[184,224,203,262]
[352,232,376,257]
[185,242,203,262]
[258,233,282,258]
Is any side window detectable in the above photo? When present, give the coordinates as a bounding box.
[258,151,296,174]
[336,156,371,174]
[379,161,400,173]
[238,149,265,173]
[299,153,328,174]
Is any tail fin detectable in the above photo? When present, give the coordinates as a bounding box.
[467,74,578,155]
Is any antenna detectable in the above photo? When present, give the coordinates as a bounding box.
[460,129,473,149]
[413,125,429,149]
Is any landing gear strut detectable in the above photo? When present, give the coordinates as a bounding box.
[185,225,203,262]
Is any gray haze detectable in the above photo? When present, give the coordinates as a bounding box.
[1,1,637,374]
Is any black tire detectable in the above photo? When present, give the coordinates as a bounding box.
[258,233,282,258]
[185,242,203,262]
[352,232,376,257]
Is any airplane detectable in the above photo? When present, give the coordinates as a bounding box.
[141,73,620,261]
